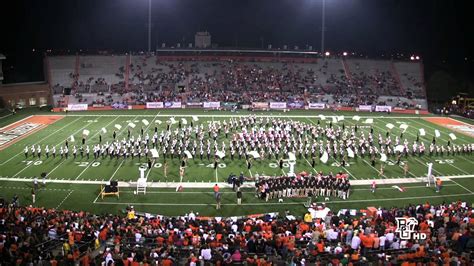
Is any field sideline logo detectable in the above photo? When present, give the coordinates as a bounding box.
[395,217,427,240]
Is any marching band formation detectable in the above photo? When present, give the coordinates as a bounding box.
[22,115,473,190]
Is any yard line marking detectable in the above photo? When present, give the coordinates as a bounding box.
[2,174,474,186]
[46,160,67,178]
[10,116,105,178]
[108,160,125,182]
[409,118,472,145]
[248,168,253,179]
[56,190,74,209]
[105,115,141,182]
[447,179,474,194]
[0,117,82,165]
[52,113,434,119]
[73,116,121,180]
[359,121,419,178]
[117,184,460,194]
[305,117,357,178]
[92,192,474,206]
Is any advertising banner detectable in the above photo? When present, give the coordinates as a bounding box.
[164,102,182,109]
[252,102,269,109]
[358,105,373,112]
[67,104,88,111]
[112,103,128,109]
[375,105,392,112]
[287,101,305,109]
[308,103,326,109]
[186,102,203,107]
[203,102,221,108]
[269,102,287,109]
[146,102,164,109]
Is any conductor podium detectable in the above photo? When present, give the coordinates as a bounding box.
[100,181,119,199]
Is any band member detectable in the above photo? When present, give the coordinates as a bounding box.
[163,160,168,178]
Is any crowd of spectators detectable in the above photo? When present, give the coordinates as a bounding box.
[52,56,425,108]
[1,196,472,265]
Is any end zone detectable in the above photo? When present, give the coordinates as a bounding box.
[0,115,64,150]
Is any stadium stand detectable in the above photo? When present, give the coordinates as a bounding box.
[47,53,428,109]
[0,199,472,265]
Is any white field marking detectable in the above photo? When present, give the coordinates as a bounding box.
[2,174,474,186]
[360,120,419,178]
[46,160,67,178]
[399,118,474,167]
[417,155,470,176]
[92,192,474,206]
[0,112,14,121]
[447,179,474,194]
[408,118,471,144]
[0,115,33,130]
[43,113,439,119]
[305,117,357,178]
[106,115,142,182]
[0,117,82,165]
[56,190,74,209]
[118,184,459,194]
[0,186,73,192]
[108,160,125,182]
[384,117,474,170]
[73,116,121,180]
[11,117,104,178]
[248,168,253,178]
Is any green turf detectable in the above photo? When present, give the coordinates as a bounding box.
[0,109,473,216]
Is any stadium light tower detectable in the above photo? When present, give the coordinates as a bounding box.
[148,0,152,52]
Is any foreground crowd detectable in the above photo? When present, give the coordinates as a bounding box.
[0,198,472,265]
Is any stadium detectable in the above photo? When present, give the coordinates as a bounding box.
[0,0,473,265]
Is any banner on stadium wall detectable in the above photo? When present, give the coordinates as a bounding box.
[164,102,182,109]
[252,102,269,109]
[269,102,287,109]
[67,104,88,111]
[146,102,164,109]
[375,105,392,112]
[308,103,326,109]
[287,101,305,109]
[112,103,128,109]
[186,102,203,107]
[203,102,221,108]
[358,105,373,111]
[221,102,238,110]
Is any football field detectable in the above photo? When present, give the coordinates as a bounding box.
[0,109,473,216]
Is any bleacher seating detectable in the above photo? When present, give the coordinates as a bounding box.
[48,55,428,109]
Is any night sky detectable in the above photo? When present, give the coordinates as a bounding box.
[1,0,473,99]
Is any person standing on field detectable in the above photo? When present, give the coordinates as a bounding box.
[236,187,242,205]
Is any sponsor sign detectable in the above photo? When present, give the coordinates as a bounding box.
[252,102,269,109]
[67,104,88,111]
[146,102,164,109]
[358,105,373,111]
[186,102,203,107]
[287,101,305,109]
[112,103,128,109]
[375,105,392,112]
[269,102,287,109]
[164,102,182,109]
[308,103,326,109]
[203,102,221,108]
